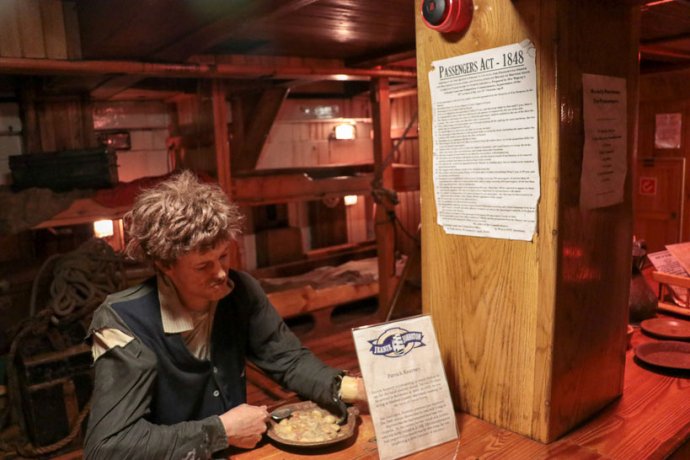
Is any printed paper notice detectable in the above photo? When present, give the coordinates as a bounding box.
[665,242,690,275]
[428,41,540,241]
[580,74,627,209]
[655,113,682,149]
[352,316,457,460]
[647,249,689,304]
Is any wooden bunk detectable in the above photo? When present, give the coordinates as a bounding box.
[32,163,419,226]
[33,197,130,229]
[252,242,384,327]
[28,78,414,328]
[27,163,413,326]
[233,163,418,204]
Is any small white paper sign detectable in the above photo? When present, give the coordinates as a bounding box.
[647,249,689,304]
[665,242,690,276]
[352,315,457,460]
[655,113,682,149]
[580,73,627,209]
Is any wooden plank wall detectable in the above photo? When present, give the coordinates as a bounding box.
[231,99,375,270]
[254,103,374,248]
[171,88,218,175]
[0,0,80,59]
[1,0,88,154]
[92,100,171,182]
[637,69,690,243]
[257,122,373,169]
[20,80,96,153]
[0,101,22,185]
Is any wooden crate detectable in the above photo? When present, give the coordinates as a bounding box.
[15,320,93,447]
[9,147,118,192]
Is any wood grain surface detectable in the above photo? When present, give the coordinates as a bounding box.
[415,0,638,441]
[50,324,690,459]
[231,328,690,460]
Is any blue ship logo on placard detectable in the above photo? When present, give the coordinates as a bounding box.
[368,327,425,358]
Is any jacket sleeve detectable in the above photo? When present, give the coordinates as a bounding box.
[239,272,342,409]
[84,311,228,460]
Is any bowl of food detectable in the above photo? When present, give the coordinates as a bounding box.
[266,400,358,447]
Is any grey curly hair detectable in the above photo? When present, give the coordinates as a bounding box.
[123,170,244,267]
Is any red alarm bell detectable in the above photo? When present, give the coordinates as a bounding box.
[421,0,473,34]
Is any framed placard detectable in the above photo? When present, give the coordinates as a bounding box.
[97,130,131,150]
[352,315,457,460]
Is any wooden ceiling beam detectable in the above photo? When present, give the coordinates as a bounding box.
[81,1,322,100]
[390,87,418,99]
[641,0,690,7]
[152,0,321,62]
[641,32,690,46]
[640,43,690,60]
[0,56,416,80]
[346,49,417,69]
[90,74,150,100]
[640,61,690,74]
[232,87,289,172]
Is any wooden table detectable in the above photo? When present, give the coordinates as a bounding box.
[230,327,690,460]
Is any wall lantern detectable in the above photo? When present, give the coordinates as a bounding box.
[93,219,114,238]
[344,195,359,206]
[333,123,356,140]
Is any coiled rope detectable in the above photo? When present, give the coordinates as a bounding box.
[1,238,126,457]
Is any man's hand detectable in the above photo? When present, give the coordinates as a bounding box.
[219,403,269,449]
[340,376,367,403]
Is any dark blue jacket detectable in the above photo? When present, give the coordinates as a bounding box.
[84,270,340,459]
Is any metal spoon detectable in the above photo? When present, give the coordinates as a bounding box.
[270,408,293,422]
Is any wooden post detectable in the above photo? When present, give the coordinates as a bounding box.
[212,79,231,195]
[416,0,638,442]
[371,77,398,317]
[211,79,242,268]
[20,79,41,154]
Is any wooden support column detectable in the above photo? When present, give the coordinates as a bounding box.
[212,79,231,195]
[416,0,638,442]
[211,79,242,268]
[371,77,397,317]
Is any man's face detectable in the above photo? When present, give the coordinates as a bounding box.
[159,240,233,311]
